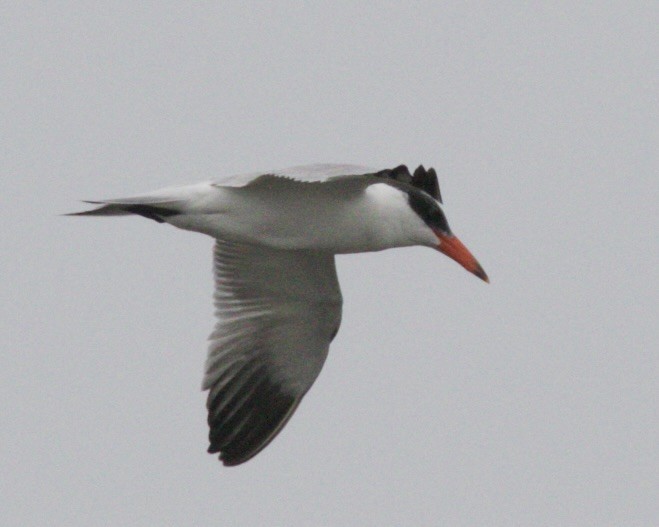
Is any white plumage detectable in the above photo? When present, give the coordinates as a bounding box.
[71,163,487,465]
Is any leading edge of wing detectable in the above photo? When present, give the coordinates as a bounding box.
[212,164,376,188]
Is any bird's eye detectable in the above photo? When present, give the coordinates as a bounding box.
[433,209,450,234]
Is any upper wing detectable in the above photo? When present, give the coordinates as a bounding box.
[214,163,442,203]
[215,163,443,202]
[204,239,343,466]
[213,163,375,187]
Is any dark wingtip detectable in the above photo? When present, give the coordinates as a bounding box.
[426,168,442,203]
[206,374,300,467]
[410,165,442,203]
[391,164,410,176]
[413,165,426,178]
[391,165,412,184]
[220,453,248,467]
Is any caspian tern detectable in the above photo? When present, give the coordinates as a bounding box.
[71,163,488,466]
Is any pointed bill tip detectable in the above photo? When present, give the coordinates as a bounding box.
[435,232,489,284]
[473,262,489,283]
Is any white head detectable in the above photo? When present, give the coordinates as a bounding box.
[369,165,488,283]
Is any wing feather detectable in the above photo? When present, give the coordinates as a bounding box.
[204,239,342,465]
[213,163,375,187]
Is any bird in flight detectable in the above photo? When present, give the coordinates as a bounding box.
[71,163,488,466]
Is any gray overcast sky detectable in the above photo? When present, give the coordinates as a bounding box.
[2,2,657,525]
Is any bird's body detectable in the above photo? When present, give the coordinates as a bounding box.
[89,164,437,252]
[72,163,487,466]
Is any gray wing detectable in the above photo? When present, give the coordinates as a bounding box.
[214,163,376,187]
[204,239,343,466]
[214,163,443,203]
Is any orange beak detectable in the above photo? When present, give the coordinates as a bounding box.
[436,232,489,283]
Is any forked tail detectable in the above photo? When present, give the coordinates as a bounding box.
[66,198,183,223]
